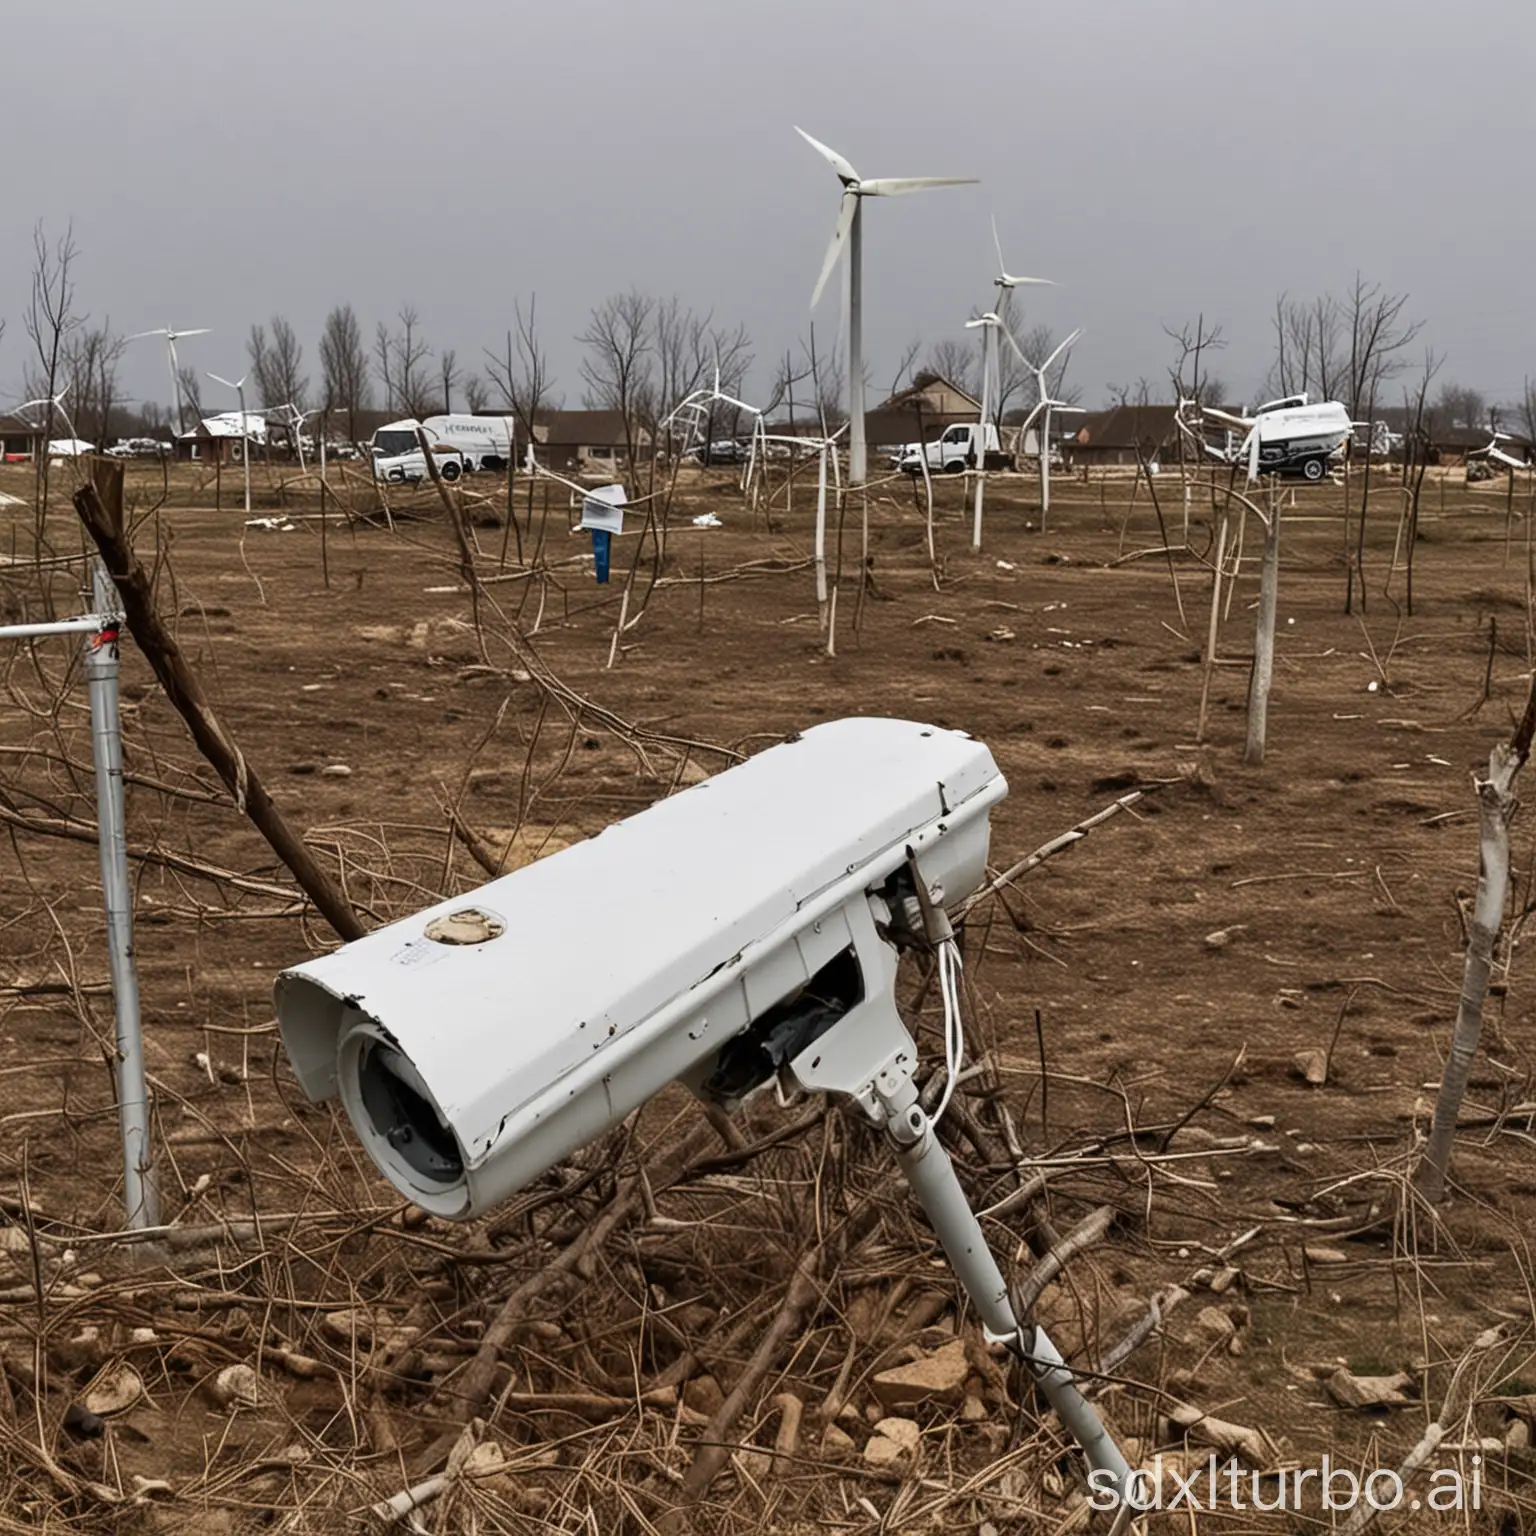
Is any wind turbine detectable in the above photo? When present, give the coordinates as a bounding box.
[1005,327,1083,527]
[18,384,84,452]
[208,373,253,518]
[965,313,1002,550]
[797,127,977,485]
[130,326,211,434]
[990,217,1054,320]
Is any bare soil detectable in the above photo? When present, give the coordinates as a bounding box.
[1,455,1534,1532]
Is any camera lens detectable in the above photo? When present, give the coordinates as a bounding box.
[357,1041,463,1185]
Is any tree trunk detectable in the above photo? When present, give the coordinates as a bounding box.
[1416,679,1536,1200]
[1244,500,1281,765]
[73,464,365,943]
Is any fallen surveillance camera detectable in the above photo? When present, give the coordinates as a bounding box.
[274,716,1130,1499]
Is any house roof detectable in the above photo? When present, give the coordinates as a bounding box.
[1069,404,1181,451]
[864,408,975,447]
[180,411,269,442]
[0,413,43,436]
[880,373,982,414]
[542,410,630,447]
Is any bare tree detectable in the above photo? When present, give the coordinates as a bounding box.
[921,336,980,398]
[438,347,460,414]
[1519,378,1536,448]
[247,323,276,406]
[61,324,126,445]
[1434,382,1488,430]
[177,366,205,425]
[1165,316,1226,404]
[23,221,80,537]
[577,289,655,469]
[319,303,373,421]
[485,296,558,451]
[463,373,490,413]
[269,316,308,408]
[374,306,434,418]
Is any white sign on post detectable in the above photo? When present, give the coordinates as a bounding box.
[579,484,627,534]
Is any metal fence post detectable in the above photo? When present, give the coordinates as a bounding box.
[82,559,158,1228]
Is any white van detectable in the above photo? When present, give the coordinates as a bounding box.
[894,422,1003,475]
[371,415,514,484]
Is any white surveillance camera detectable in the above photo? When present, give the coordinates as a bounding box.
[275,717,1001,1219]
[273,714,1130,1501]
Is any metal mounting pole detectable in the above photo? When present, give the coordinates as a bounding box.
[83,561,158,1228]
[874,1063,1129,1502]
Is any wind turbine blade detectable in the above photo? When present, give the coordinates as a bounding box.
[1043,328,1084,373]
[998,324,1031,371]
[858,176,978,196]
[1245,425,1261,483]
[991,214,1006,276]
[810,190,857,310]
[794,126,859,183]
[176,328,211,339]
[1001,275,1055,287]
[127,329,169,340]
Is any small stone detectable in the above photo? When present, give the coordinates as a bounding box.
[320,764,352,778]
[682,1375,724,1417]
[821,1423,855,1459]
[129,1328,159,1345]
[1327,1367,1414,1409]
[1291,1049,1328,1085]
[1249,1114,1276,1130]
[1209,1266,1240,1295]
[870,1338,970,1410]
[1204,928,1232,949]
[1305,1246,1349,1265]
[1506,1419,1530,1450]
[1195,1306,1236,1341]
[85,1364,144,1417]
[961,1393,988,1421]
[863,1416,920,1468]
[211,1364,262,1409]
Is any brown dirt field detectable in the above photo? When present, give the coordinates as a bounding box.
[2,455,1535,1532]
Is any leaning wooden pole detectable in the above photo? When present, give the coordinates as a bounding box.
[74,462,365,942]
[1416,674,1536,1201]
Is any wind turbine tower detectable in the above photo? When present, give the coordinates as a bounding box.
[797,128,977,485]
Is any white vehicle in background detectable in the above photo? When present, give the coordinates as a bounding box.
[371,415,514,484]
[894,421,1002,475]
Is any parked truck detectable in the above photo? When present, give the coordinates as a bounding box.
[893,421,1004,475]
[371,415,515,484]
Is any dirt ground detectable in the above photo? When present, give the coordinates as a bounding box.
[2,453,1535,1533]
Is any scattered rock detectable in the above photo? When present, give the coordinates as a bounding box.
[871,1338,969,1411]
[1507,1419,1530,1450]
[961,1393,988,1421]
[1291,1048,1328,1085]
[863,1416,921,1468]
[1204,928,1236,949]
[1208,1266,1240,1295]
[821,1423,855,1460]
[682,1375,724,1417]
[1326,1367,1415,1410]
[1304,1246,1349,1265]
[1249,1114,1276,1130]
[320,763,352,778]
[211,1364,263,1409]
[1195,1307,1236,1342]
[84,1364,144,1417]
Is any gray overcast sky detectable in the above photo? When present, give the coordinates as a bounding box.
[7,0,1534,418]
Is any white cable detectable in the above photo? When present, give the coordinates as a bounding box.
[932,937,966,1125]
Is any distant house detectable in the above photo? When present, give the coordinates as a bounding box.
[1063,405,1183,468]
[175,411,269,464]
[537,410,646,474]
[1426,424,1535,466]
[879,373,982,418]
[0,413,45,462]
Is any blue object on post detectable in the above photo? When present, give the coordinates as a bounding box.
[578,485,627,587]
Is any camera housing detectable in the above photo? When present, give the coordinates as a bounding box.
[275,716,1005,1218]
